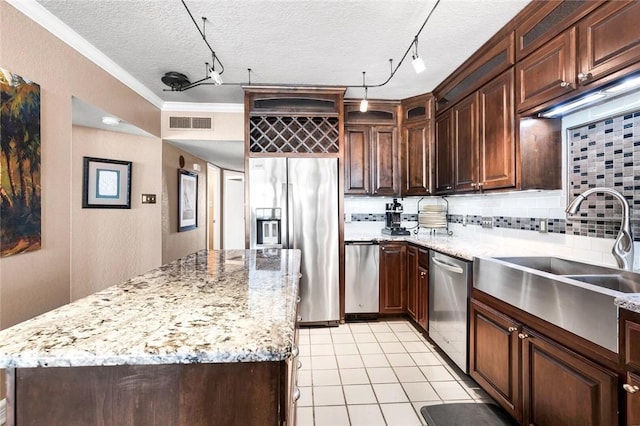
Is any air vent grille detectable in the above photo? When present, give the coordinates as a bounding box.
[169,116,213,130]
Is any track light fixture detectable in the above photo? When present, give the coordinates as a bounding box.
[411,37,426,74]
[360,72,369,112]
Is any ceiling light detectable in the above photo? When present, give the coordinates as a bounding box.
[411,37,426,74]
[360,72,368,112]
[101,116,120,126]
[540,93,607,118]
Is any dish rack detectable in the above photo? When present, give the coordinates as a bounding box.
[416,197,453,236]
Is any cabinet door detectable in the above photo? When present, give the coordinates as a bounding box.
[406,246,418,320]
[478,69,516,190]
[402,122,431,196]
[625,372,640,426]
[417,266,428,331]
[469,300,521,422]
[379,243,406,314]
[522,328,619,426]
[434,112,454,193]
[578,1,640,86]
[516,28,577,112]
[453,93,479,192]
[371,126,400,196]
[344,126,371,194]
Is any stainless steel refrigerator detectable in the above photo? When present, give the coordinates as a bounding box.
[249,157,340,325]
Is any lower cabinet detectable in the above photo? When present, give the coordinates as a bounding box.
[470,299,619,425]
[379,242,406,314]
[622,308,640,425]
[625,372,640,425]
[406,245,428,331]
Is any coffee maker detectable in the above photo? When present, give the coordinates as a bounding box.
[382,198,410,236]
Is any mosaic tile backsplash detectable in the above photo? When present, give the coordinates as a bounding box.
[568,112,640,241]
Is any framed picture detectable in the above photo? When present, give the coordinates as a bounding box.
[178,169,198,232]
[82,157,132,209]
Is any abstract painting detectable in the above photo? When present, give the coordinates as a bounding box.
[0,67,41,257]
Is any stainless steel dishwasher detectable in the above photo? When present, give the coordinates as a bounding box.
[345,241,379,314]
[429,250,472,373]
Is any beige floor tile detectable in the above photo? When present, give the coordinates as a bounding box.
[369,322,393,332]
[348,404,386,426]
[402,382,440,402]
[330,325,351,334]
[402,340,431,353]
[298,344,311,357]
[357,342,383,354]
[380,402,422,425]
[314,405,350,426]
[333,343,359,355]
[380,341,407,353]
[393,366,427,383]
[389,323,415,333]
[312,355,338,370]
[367,367,398,384]
[299,356,311,371]
[298,386,313,406]
[331,333,356,344]
[386,352,416,367]
[296,406,314,426]
[375,332,400,342]
[297,369,312,386]
[395,331,422,342]
[309,327,332,335]
[313,385,345,406]
[430,381,473,401]
[412,401,442,425]
[419,365,454,381]
[349,323,372,333]
[298,334,311,345]
[310,344,334,356]
[372,383,409,403]
[343,384,378,404]
[340,368,370,385]
[353,332,377,343]
[312,368,341,386]
[362,353,390,368]
[337,354,365,369]
[310,334,333,345]
[410,352,442,366]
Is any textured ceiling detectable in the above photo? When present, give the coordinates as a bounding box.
[35,0,531,105]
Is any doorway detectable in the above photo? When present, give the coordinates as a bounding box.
[222,170,245,249]
[207,163,221,250]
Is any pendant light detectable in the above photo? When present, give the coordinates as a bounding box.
[412,37,426,74]
[360,72,369,112]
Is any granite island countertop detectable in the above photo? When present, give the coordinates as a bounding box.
[0,249,301,368]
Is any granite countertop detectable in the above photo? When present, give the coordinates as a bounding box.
[0,249,301,368]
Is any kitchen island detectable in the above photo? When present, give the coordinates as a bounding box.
[0,249,301,425]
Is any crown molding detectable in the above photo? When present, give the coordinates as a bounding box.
[6,0,165,109]
[162,102,244,113]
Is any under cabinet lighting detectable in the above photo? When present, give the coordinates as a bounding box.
[604,74,640,94]
[540,93,606,118]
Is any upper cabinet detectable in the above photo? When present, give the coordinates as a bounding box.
[344,101,400,196]
[515,0,640,113]
[400,94,433,196]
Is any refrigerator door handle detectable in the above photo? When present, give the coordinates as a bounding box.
[287,183,295,249]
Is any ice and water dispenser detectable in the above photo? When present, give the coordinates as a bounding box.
[255,208,281,247]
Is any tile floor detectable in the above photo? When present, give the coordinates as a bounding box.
[295,319,491,426]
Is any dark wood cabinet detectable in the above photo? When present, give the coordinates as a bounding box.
[522,328,618,426]
[405,245,428,332]
[416,265,428,331]
[621,308,640,425]
[344,102,400,196]
[453,93,479,192]
[434,112,454,193]
[401,94,433,196]
[469,300,521,423]
[625,372,640,426]
[471,297,619,425]
[516,28,577,112]
[406,246,418,320]
[577,1,640,87]
[478,69,516,191]
[379,242,406,314]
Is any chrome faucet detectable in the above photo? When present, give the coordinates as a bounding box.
[565,187,634,270]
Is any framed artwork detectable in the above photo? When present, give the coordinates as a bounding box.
[82,157,132,209]
[178,169,198,232]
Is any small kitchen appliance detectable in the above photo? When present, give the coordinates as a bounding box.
[382,198,410,236]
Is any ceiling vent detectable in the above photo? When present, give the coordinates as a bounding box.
[169,116,213,130]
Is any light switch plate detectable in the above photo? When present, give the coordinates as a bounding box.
[481,217,493,228]
[141,194,156,204]
[539,218,547,233]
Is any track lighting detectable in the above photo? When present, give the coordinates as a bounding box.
[209,67,223,85]
[360,72,368,112]
[411,37,426,74]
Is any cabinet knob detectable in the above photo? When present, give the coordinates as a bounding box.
[518,333,529,339]
[623,384,640,394]
[471,183,476,188]
[478,182,484,188]
[446,186,452,190]
[560,81,570,87]
[508,327,518,333]
[577,72,592,82]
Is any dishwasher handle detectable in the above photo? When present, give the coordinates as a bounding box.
[345,241,379,245]
[432,257,464,274]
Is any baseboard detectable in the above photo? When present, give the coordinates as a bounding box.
[0,398,6,425]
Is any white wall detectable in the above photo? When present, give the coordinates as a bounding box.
[223,171,245,249]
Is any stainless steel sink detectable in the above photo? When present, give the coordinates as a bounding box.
[473,256,640,353]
